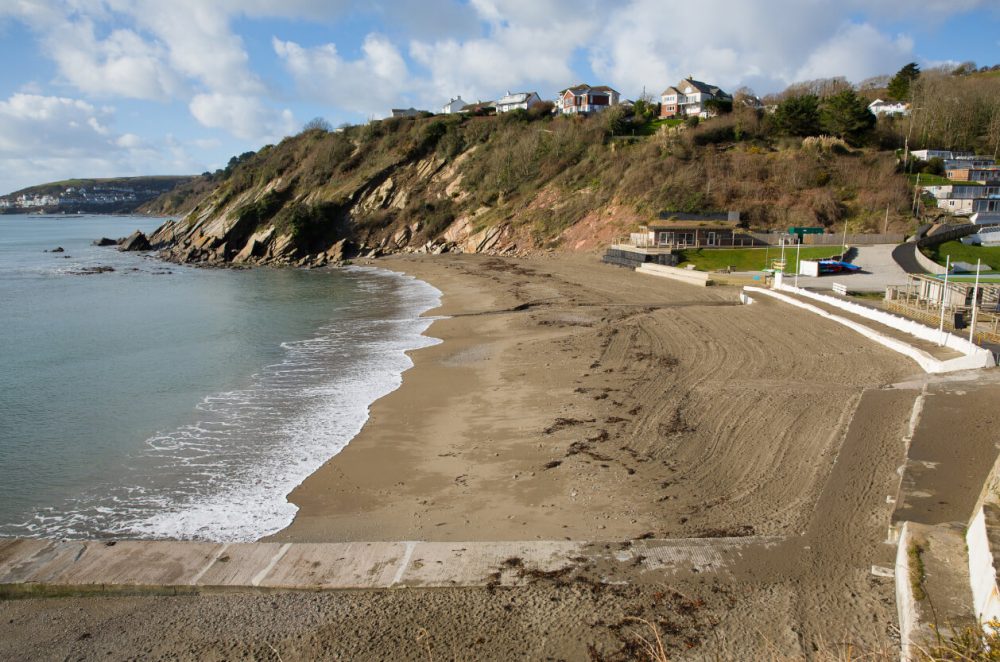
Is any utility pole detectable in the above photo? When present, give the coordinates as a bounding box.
[911,172,921,217]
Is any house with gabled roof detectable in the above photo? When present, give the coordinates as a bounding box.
[556,84,620,115]
[660,77,732,119]
[441,96,468,114]
[496,91,543,113]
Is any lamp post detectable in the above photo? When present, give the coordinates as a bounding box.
[938,255,951,346]
[969,259,982,346]
[794,237,802,289]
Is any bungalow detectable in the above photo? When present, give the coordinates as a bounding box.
[911,149,974,161]
[944,157,996,170]
[441,96,468,114]
[557,84,620,115]
[868,99,909,116]
[631,212,744,249]
[947,168,1000,184]
[659,78,732,119]
[391,108,421,118]
[496,91,543,113]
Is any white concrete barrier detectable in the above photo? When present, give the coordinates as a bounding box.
[965,507,1000,626]
[895,522,920,661]
[914,247,948,275]
[744,287,994,373]
[636,263,711,287]
[799,259,820,277]
[774,284,995,372]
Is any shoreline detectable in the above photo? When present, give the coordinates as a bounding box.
[268,252,914,543]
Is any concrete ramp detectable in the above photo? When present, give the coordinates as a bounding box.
[0,536,775,596]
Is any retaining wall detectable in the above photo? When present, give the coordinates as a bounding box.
[914,247,948,274]
[636,263,711,287]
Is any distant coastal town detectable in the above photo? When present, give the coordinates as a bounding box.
[0,177,191,214]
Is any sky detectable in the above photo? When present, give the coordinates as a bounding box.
[0,0,998,195]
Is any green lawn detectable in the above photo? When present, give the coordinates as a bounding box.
[923,240,1000,270]
[676,246,845,272]
[907,174,968,187]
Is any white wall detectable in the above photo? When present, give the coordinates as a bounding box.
[637,263,710,287]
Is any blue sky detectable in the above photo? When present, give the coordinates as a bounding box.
[0,0,998,195]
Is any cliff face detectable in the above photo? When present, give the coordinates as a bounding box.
[145,112,913,267]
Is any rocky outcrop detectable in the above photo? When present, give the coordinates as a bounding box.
[119,231,152,251]
[93,238,117,246]
[144,127,526,268]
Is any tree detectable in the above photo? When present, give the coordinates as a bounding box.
[303,117,332,132]
[772,94,821,136]
[704,98,733,116]
[887,62,920,101]
[631,96,659,123]
[819,89,876,145]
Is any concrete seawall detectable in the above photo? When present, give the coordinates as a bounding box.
[0,536,772,597]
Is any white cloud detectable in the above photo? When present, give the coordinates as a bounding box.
[410,1,599,104]
[0,92,197,194]
[795,23,913,83]
[0,94,114,155]
[189,92,296,141]
[116,133,142,148]
[274,34,408,116]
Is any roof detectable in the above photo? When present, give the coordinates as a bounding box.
[657,211,738,222]
[675,78,731,99]
[647,219,741,230]
[560,83,619,97]
[460,101,495,111]
[497,91,539,105]
[660,86,680,96]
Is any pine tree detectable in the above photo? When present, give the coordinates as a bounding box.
[887,62,920,101]
[819,90,876,145]
[772,94,821,136]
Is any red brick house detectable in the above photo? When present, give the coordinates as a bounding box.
[556,84,620,115]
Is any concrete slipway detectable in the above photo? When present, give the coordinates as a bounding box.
[0,536,776,596]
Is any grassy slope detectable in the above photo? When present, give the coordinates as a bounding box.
[677,246,844,272]
[143,112,918,253]
[924,240,1000,271]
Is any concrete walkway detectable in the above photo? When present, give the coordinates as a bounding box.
[0,536,776,596]
[795,244,911,292]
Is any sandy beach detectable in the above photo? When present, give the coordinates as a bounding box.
[2,253,936,659]
[272,253,912,544]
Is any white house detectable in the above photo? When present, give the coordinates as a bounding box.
[660,78,731,118]
[557,84,620,115]
[441,96,467,114]
[495,91,543,113]
[910,149,973,161]
[867,99,909,116]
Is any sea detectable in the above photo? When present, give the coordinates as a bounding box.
[0,214,440,542]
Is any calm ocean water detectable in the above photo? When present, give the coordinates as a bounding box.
[0,214,440,541]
